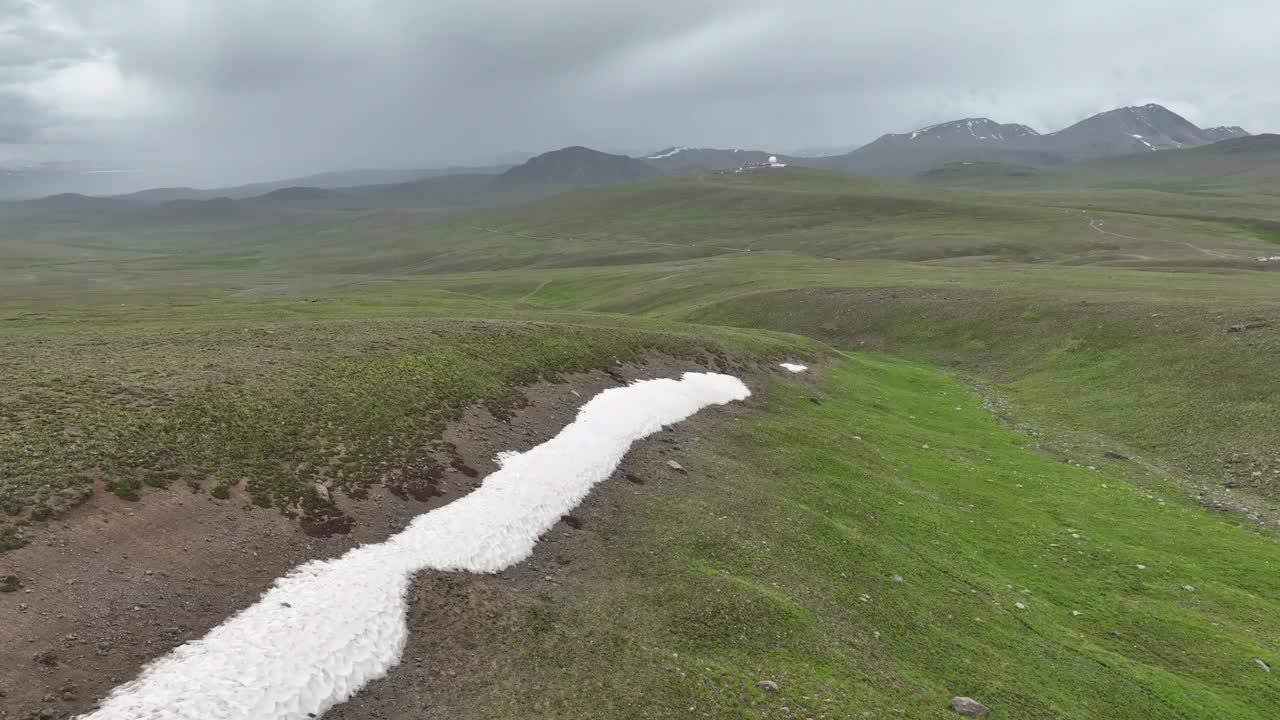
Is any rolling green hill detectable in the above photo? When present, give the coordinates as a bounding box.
[4,148,1280,717]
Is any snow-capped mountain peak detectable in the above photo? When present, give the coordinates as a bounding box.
[904,118,1039,143]
[1201,126,1250,142]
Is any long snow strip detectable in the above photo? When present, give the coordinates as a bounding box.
[78,372,751,720]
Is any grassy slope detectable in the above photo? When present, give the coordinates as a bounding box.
[689,284,1280,502]
[9,167,1280,530]
[0,301,818,540]
[453,356,1280,719]
[358,171,1280,510]
[4,160,1280,716]
[5,169,1273,299]
[911,136,1280,233]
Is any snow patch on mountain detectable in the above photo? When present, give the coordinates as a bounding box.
[1131,133,1156,151]
[907,118,1039,142]
[646,147,688,160]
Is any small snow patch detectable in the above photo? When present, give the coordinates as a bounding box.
[780,363,808,373]
[646,146,687,160]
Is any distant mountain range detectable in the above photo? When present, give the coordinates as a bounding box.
[820,104,1250,177]
[0,103,1254,206]
[638,105,1248,178]
[0,164,512,203]
[0,148,662,212]
[0,163,139,201]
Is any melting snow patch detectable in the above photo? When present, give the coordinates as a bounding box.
[1130,134,1156,151]
[77,372,751,720]
[646,147,687,160]
[780,363,808,373]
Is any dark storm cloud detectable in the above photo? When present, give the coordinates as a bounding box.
[5,1,1279,186]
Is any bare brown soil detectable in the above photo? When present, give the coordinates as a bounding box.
[0,355,745,720]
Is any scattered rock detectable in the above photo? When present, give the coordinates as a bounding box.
[1182,585,1196,592]
[809,397,822,406]
[560,514,582,529]
[1255,658,1271,673]
[1071,610,1082,617]
[1014,601,1027,610]
[1104,451,1130,461]
[312,483,330,503]
[32,650,59,667]
[756,680,780,692]
[449,458,480,478]
[666,460,687,474]
[890,574,904,584]
[1228,324,1245,333]
[1110,630,1123,638]
[624,472,645,485]
[950,696,991,717]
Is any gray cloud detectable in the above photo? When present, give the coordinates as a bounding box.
[4,0,1278,186]
[0,92,45,141]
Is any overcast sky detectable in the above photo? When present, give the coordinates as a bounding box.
[2,0,1276,186]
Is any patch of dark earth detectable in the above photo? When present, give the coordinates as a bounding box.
[0,354,782,720]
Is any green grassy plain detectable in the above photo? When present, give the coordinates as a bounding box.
[3,145,1280,715]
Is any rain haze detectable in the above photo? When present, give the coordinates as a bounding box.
[2,0,1276,188]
